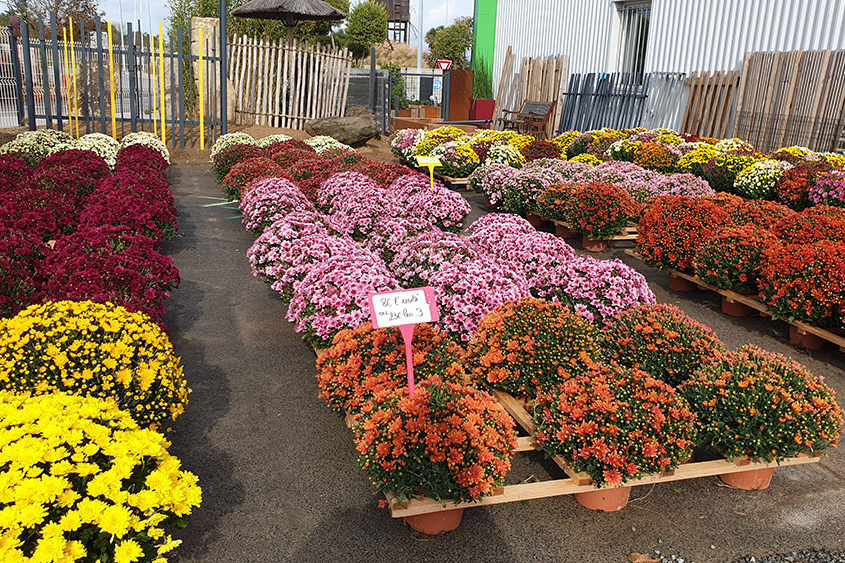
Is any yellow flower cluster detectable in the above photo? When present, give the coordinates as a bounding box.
[820,152,845,167]
[0,392,201,562]
[570,153,603,166]
[427,126,468,141]
[551,131,581,151]
[677,144,719,174]
[0,301,189,430]
[655,133,684,146]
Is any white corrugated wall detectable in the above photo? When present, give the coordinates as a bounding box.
[493,0,845,90]
[491,0,619,93]
[646,0,845,72]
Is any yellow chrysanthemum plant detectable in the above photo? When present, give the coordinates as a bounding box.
[0,301,189,430]
[0,392,201,562]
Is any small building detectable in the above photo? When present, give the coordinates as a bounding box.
[474,0,845,91]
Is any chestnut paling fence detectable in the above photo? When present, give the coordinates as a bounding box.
[3,11,227,149]
[228,33,353,129]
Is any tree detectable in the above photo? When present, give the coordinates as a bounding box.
[26,0,103,30]
[345,0,387,58]
[168,0,348,44]
[426,16,473,69]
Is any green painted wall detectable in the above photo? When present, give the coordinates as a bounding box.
[472,0,497,80]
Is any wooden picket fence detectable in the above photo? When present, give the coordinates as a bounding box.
[733,49,845,152]
[228,34,353,129]
[681,70,740,139]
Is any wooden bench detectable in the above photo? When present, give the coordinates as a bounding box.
[498,100,557,138]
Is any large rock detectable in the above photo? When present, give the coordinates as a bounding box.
[305,106,379,146]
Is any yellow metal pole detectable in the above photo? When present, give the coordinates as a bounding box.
[198,27,204,150]
[107,22,117,139]
[69,18,79,138]
[151,34,158,135]
[158,22,166,145]
[62,27,72,135]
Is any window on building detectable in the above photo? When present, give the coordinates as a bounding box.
[617,1,651,76]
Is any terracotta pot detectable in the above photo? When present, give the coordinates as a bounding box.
[485,197,496,211]
[398,109,411,117]
[721,296,753,318]
[575,487,631,512]
[582,234,609,253]
[424,105,440,119]
[526,212,546,228]
[719,467,775,490]
[789,326,826,351]
[555,223,577,238]
[404,507,464,534]
[669,274,697,293]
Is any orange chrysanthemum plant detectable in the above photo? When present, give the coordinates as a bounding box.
[316,323,465,415]
[464,297,600,397]
[534,362,697,487]
[601,304,724,387]
[679,345,843,462]
[563,182,641,239]
[354,378,518,504]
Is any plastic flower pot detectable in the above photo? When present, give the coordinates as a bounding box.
[719,467,775,490]
[555,223,577,239]
[788,326,826,351]
[582,234,609,253]
[669,273,697,293]
[404,507,464,534]
[721,296,753,318]
[575,486,631,512]
[526,212,547,228]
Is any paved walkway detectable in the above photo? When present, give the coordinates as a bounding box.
[163,165,845,562]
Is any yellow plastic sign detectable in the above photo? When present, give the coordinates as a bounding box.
[415,156,442,188]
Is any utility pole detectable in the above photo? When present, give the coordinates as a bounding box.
[417,0,423,69]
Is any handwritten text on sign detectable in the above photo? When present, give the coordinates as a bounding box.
[369,288,439,328]
[368,288,439,395]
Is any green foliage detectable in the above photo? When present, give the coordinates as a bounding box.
[381,63,408,110]
[168,0,348,44]
[473,55,494,99]
[346,0,387,58]
[426,17,473,69]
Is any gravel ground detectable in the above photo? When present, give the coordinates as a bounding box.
[163,165,845,563]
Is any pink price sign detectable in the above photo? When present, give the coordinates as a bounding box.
[368,287,439,395]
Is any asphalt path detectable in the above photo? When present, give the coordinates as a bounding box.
[162,165,845,563]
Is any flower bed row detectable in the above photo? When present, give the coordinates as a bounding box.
[636,194,845,341]
[215,133,843,531]
[391,126,845,244]
[0,130,201,561]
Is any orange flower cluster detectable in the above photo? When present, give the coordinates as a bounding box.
[694,225,778,292]
[637,195,732,273]
[729,200,795,229]
[316,323,465,414]
[772,205,845,244]
[563,182,641,239]
[465,297,600,396]
[758,240,845,328]
[774,161,832,210]
[534,362,697,487]
[633,141,678,172]
[680,345,843,461]
[535,183,579,221]
[601,304,723,387]
[354,378,518,503]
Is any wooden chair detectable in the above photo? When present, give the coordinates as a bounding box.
[497,100,557,138]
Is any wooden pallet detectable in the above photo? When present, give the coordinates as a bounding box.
[623,250,845,353]
[312,343,824,518]
[528,212,639,242]
[388,390,822,517]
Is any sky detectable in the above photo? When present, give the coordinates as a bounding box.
[98,0,474,43]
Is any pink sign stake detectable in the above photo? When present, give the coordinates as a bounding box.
[399,324,416,395]
[368,287,439,396]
